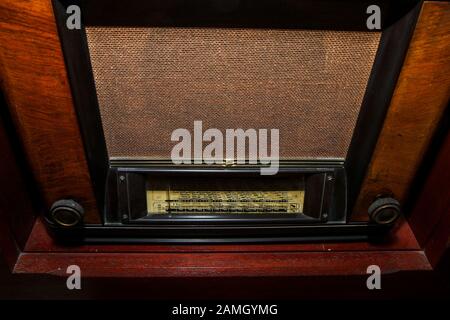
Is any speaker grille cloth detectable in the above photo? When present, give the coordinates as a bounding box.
[85,27,380,160]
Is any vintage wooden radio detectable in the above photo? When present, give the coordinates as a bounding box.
[0,0,449,245]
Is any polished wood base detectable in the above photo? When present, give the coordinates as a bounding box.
[12,217,425,277]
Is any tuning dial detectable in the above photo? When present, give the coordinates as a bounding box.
[49,199,84,227]
[368,197,401,225]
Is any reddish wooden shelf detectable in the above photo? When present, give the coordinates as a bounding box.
[13,217,428,278]
[14,250,431,278]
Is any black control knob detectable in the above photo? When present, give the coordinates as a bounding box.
[49,199,84,227]
[368,197,401,225]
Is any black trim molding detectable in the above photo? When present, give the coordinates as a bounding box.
[345,0,422,213]
[52,0,109,217]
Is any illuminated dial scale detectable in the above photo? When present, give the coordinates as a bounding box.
[147,189,305,214]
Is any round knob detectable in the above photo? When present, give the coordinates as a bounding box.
[368,197,401,225]
[49,199,84,227]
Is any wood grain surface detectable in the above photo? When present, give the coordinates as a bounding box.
[0,104,35,269]
[353,2,450,219]
[14,250,431,277]
[409,129,450,267]
[0,0,100,223]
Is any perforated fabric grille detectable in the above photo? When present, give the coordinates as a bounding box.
[85,27,381,160]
